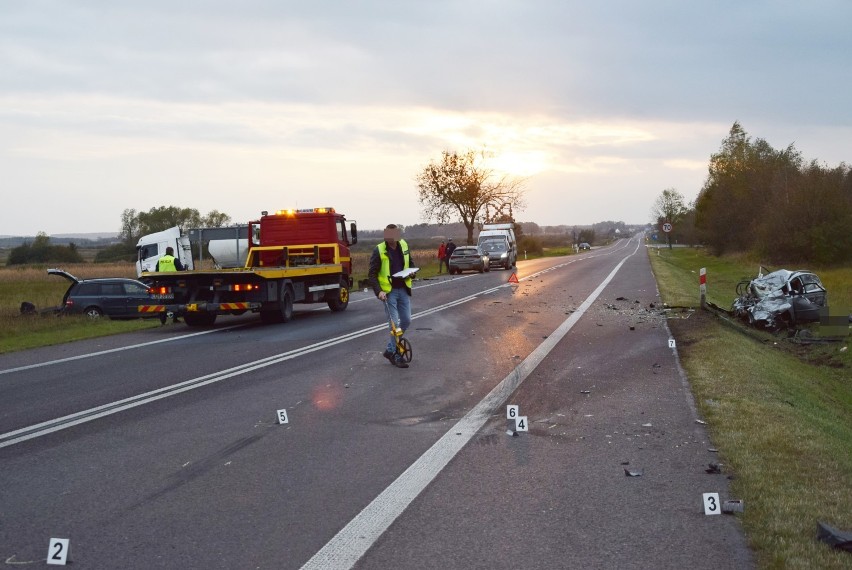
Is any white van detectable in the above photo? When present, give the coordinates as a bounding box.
[477,223,516,268]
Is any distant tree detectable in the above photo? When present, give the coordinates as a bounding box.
[650,188,689,249]
[119,208,140,245]
[202,209,232,228]
[118,206,233,246]
[94,242,136,263]
[416,149,526,245]
[578,229,595,245]
[7,232,84,265]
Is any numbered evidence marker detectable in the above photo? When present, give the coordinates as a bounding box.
[515,416,529,432]
[506,405,519,420]
[276,409,289,425]
[703,492,721,515]
[47,538,69,566]
[668,338,676,348]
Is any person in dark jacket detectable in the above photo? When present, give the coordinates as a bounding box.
[368,224,414,368]
[445,239,457,272]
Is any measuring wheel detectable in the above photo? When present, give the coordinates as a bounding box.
[397,337,413,363]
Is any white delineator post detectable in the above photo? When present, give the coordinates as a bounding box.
[699,267,707,309]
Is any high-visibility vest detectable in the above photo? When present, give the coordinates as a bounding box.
[158,255,177,272]
[376,239,411,293]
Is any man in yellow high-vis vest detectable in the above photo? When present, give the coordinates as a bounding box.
[156,247,184,272]
[368,224,413,368]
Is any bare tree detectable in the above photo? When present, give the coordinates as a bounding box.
[416,149,525,244]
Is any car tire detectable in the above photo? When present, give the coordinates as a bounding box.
[84,306,103,319]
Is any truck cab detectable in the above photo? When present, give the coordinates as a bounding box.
[136,227,194,276]
[249,207,357,272]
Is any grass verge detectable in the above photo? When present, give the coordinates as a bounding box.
[649,246,851,569]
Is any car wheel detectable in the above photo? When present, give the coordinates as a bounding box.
[84,306,103,319]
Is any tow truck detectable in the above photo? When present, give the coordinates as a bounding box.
[138,207,357,326]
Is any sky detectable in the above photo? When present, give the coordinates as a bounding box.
[2,1,851,236]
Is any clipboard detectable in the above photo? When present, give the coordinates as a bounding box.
[392,267,419,278]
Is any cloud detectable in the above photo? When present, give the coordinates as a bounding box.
[0,1,849,234]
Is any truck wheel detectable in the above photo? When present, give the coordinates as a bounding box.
[327,279,350,312]
[280,285,294,322]
[262,283,294,324]
[184,312,217,327]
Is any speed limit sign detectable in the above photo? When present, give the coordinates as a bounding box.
[662,222,673,233]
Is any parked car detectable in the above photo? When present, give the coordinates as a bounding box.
[480,239,513,269]
[731,268,828,330]
[48,268,166,320]
[448,246,490,274]
[579,242,591,250]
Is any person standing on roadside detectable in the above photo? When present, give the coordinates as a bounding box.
[368,224,414,369]
[437,240,447,274]
[445,239,457,273]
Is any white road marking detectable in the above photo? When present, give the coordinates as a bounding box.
[0,326,244,376]
[299,238,640,570]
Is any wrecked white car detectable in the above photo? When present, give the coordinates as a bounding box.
[732,269,828,330]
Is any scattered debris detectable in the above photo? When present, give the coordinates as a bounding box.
[705,463,723,474]
[695,419,706,425]
[624,468,644,477]
[816,521,852,552]
[642,423,653,427]
[580,390,591,394]
[708,448,719,453]
[722,499,744,513]
[732,268,828,331]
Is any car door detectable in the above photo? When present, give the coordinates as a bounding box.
[98,281,128,317]
[791,274,827,323]
[121,281,152,318]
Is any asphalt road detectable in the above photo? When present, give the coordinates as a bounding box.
[0,235,752,569]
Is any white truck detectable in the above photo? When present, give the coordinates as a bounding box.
[135,227,194,276]
[135,225,248,277]
[477,223,517,269]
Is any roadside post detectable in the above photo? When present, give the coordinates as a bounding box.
[699,267,707,309]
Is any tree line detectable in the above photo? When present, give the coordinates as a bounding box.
[653,122,851,265]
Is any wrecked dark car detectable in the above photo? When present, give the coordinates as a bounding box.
[732,269,828,330]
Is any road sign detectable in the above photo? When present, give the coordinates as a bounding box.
[662,222,673,233]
